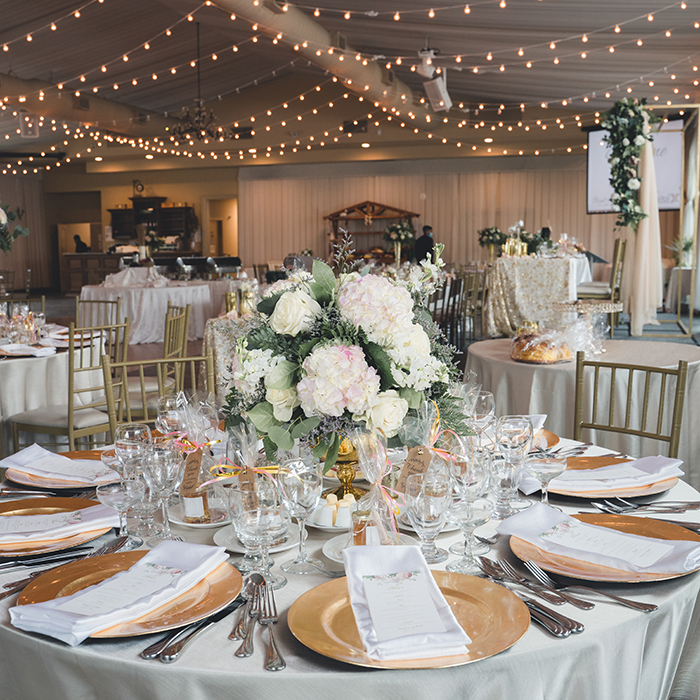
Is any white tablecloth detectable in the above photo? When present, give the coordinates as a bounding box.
[80,281,238,345]
[1,477,699,700]
[466,339,700,489]
[486,256,592,337]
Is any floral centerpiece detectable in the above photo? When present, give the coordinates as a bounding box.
[477,226,506,248]
[601,98,659,232]
[145,230,166,252]
[383,221,415,263]
[223,244,469,470]
[0,204,29,253]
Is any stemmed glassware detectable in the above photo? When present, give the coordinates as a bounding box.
[525,455,567,507]
[33,312,46,341]
[114,423,152,476]
[142,436,183,546]
[405,472,451,564]
[277,457,323,575]
[156,395,186,435]
[229,479,290,590]
[492,415,533,519]
[470,391,496,444]
[96,480,146,551]
[444,446,492,573]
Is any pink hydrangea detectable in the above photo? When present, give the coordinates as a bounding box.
[337,275,414,346]
[297,343,380,417]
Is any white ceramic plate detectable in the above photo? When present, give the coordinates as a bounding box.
[168,502,231,529]
[322,532,417,564]
[213,524,301,554]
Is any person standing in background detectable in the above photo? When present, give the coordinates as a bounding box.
[73,234,90,253]
[414,225,435,262]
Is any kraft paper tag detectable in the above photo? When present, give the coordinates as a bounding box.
[180,449,203,496]
[395,446,433,493]
[238,466,258,508]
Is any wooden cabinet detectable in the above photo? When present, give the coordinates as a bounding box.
[108,197,195,242]
[62,254,122,294]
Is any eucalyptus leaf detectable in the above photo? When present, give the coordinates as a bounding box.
[257,293,283,316]
[364,342,396,392]
[246,402,282,433]
[399,387,424,410]
[323,432,341,473]
[265,360,298,390]
[290,416,321,439]
[308,281,331,305]
[312,259,337,296]
[266,425,295,451]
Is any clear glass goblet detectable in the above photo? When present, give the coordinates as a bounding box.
[143,437,183,546]
[470,391,496,444]
[405,472,451,564]
[490,453,518,520]
[277,457,323,575]
[446,498,493,574]
[114,423,152,474]
[525,456,567,507]
[229,481,290,590]
[494,415,533,512]
[156,395,186,435]
[96,480,146,550]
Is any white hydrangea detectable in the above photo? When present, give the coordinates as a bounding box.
[231,343,284,395]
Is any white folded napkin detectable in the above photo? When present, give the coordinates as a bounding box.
[10,540,229,646]
[0,503,119,543]
[0,444,120,485]
[519,455,684,496]
[497,502,700,574]
[342,545,471,661]
[1,343,56,357]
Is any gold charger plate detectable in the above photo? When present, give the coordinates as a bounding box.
[548,455,677,499]
[18,551,243,638]
[0,497,108,558]
[510,513,700,583]
[535,429,559,449]
[287,571,530,669]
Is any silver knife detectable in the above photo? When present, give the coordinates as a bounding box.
[0,547,95,571]
[158,597,246,663]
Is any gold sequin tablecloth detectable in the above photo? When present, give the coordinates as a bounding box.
[202,315,246,399]
[485,256,591,337]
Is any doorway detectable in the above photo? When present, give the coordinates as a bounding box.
[207,199,238,257]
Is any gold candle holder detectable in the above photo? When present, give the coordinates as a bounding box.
[322,437,367,500]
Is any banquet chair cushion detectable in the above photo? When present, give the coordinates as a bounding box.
[576,281,612,296]
[8,405,110,430]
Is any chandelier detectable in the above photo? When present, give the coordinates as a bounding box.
[169,23,231,143]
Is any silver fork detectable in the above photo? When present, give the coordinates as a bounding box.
[523,560,658,613]
[497,559,595,610]
[234,575,263,658]
[478,557,565,605]
[259,582,286,671]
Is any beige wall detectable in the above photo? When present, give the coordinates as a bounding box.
[208,199,238,257]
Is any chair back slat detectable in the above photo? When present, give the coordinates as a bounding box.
[75,297,122,328]
[574,351,688,458]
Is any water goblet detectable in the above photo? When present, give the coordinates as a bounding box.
[114,423,152,474]
[495,415,533,510]
[100,448,123,480]
[143,437,184,546]
[446,498,493,574]
[277,457,323,575]
[156,395,186,435]
[471,391,495,444]
[525,455,567,507]
[490,454,518,520]
[405,472,451,564]
[33,312,46,340]
[96,480,146,550]
[229,481,290,590]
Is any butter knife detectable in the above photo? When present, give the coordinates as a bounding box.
[159,597,246,663]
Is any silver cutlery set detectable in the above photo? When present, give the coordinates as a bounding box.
[476,556,657,638]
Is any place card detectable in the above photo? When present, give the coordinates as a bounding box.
[553,464,648,482]
[540,519,674,568]
[0,510,82,535]
[362,570,446,642]
[395,446,433,493]
[56,562,188,617]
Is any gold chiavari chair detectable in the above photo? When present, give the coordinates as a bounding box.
[574,351,688,459]
[10,320,130,451]
[75,297,122,328]
[101,351,215,432]
[5,296,46,315]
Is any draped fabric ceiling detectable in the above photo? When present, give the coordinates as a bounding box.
[0,0,697,170]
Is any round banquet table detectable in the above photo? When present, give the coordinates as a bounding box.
[466,339,700,490]
[1,477,700,700]
[80,280,239,345]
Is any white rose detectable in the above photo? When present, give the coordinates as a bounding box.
[393,324,431,357]
[265,387,300,422]
[622,138,630,146]
[269,289,321,336]
[634,134,646,146]
[628,178,641,191]
[363,390,409,438]
[0,208,7,226]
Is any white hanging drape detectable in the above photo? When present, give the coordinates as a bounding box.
[627,115,663,336]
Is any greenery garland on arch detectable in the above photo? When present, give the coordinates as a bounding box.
[601,98,660,232]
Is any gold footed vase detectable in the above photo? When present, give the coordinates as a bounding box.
[323,437,367,500]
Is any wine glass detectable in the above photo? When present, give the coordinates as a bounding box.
[96,480,146,550]
[490,454,518,519]
[470,391,495,444]
[156,395,186,435]
[277,457,323,575]
[405,472,451,564]
[494,416,533,517]
[229,480,290,590]
[114,423,152,475]
[33,311,46,340]
[446,498,493,574]
[525,456,567,507]
[142,437,183,546]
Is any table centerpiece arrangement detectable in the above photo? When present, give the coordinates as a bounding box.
[222,243,470,470]
[383,222,415,265]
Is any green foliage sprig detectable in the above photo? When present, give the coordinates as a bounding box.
[0,205,29,254]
